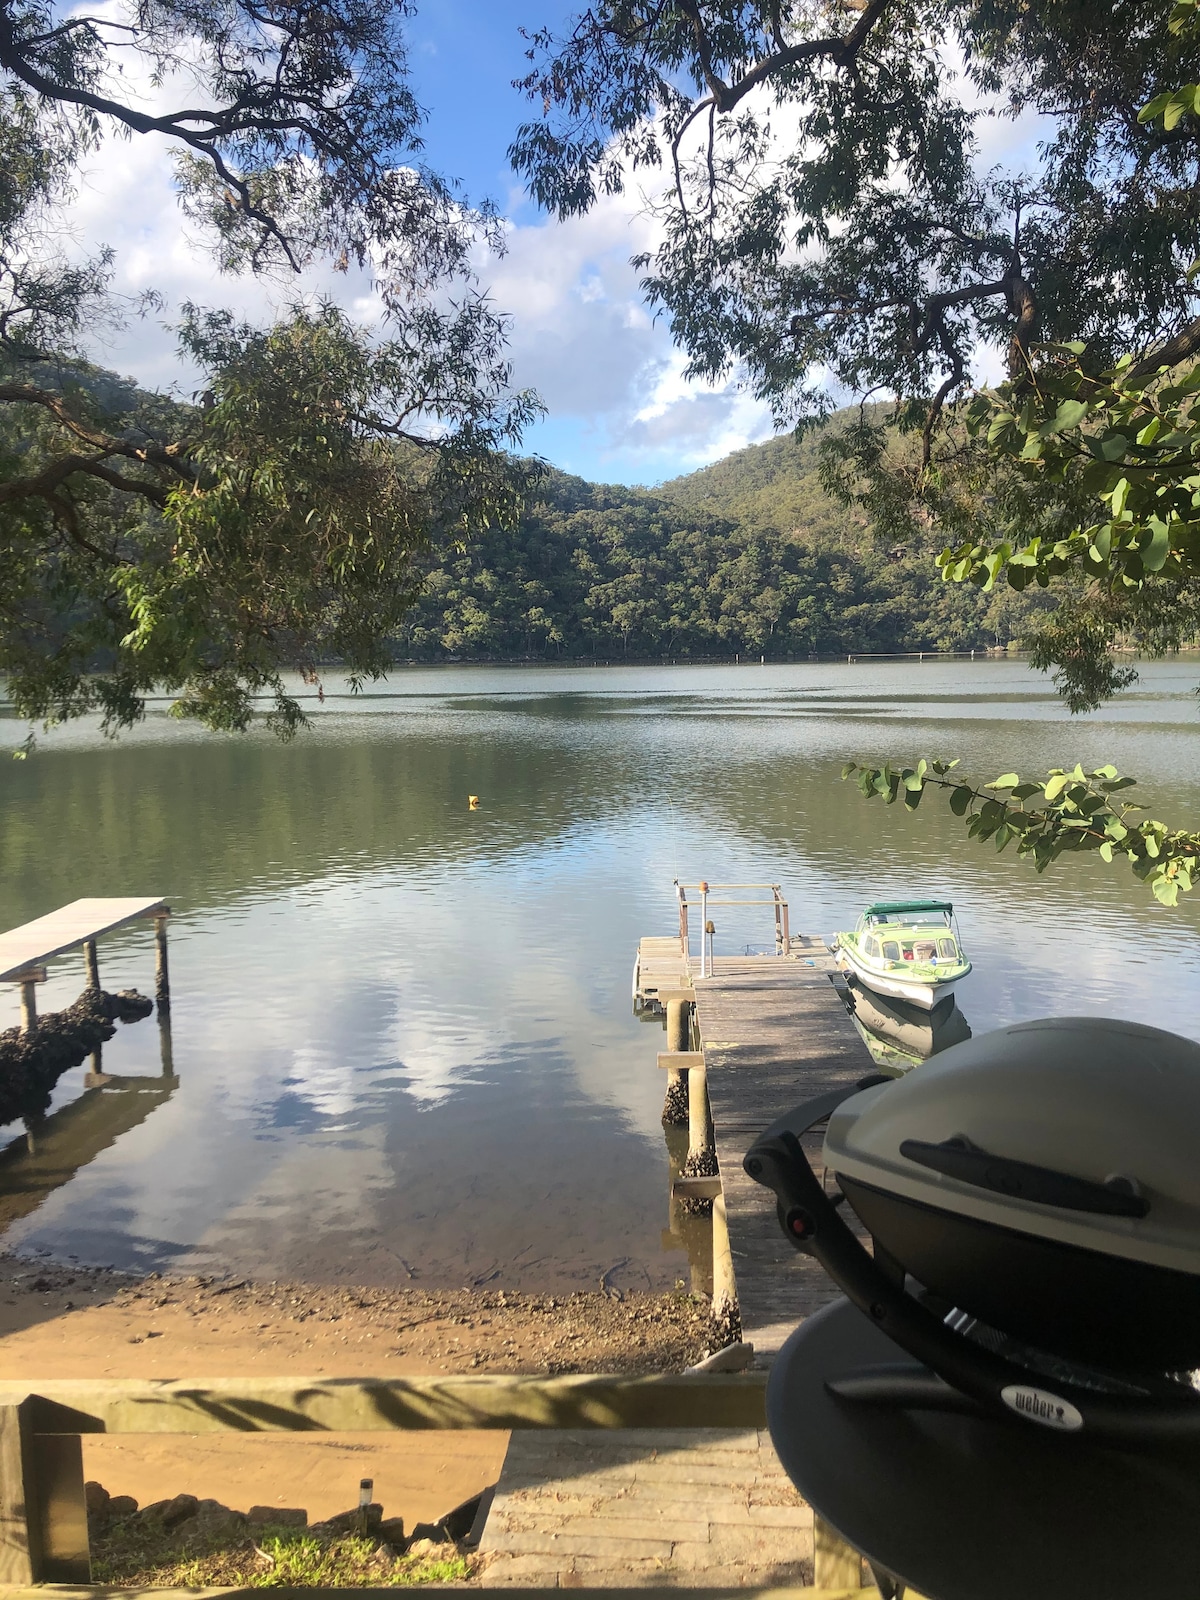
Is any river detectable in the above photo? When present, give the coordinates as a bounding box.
[0,658,1197,1292]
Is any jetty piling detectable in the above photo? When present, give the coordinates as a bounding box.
[662,995,690,1123]
[153,911,171,1013]
[82,939,99,992]
[16,969,45,1035]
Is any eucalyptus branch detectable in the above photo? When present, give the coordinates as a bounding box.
[842,759,1199,905]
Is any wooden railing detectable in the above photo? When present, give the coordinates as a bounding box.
[0,1372,899,1594]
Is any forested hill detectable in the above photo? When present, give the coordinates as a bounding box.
[395,421,1046,661]
[657,426,849,540]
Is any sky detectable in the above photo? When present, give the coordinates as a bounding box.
[63,0,781,487]
[61,2,1040,487]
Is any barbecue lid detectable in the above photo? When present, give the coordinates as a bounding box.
[824,1017,1200,1276]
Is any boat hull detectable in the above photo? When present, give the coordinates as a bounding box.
[847,977,971,1058]
[836,945,966,1012]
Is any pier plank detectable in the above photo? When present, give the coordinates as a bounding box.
[690,956,872,1356]
[0,900,168,984]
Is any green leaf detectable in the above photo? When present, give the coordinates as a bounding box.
[949,785,973,816]
[841,763,857,780]
[1045,398,1089,434]
[1043,774,1070,801]
[987,773,1020,789]
[1141,517,1172,572]
[1153,877,1181,906]
[1139,90,1173,122]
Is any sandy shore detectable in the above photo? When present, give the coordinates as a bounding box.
[0,1255,721,1534]
[0,1254,718,1379]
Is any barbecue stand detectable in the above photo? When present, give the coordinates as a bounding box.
[745,1042,1200,1598]
[767,1296,1200,1599]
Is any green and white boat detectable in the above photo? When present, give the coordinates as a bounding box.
[834,900,971,1013]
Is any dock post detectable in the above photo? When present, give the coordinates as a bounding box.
[158,1005,175,1077]
[15,969,44,1035]
[153,913,171,1014]
[82,939,99,992]
[18,981,37,1035]
[686,1061,713,1164]
[662,999,690,1125]
[711,1188,740,1341]
[681,1058,718,1213]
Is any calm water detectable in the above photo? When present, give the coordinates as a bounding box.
[1,659,1198,1291]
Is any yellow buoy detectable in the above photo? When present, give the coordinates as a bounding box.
[468,795,480,810]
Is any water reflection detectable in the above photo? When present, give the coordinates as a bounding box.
[0,659,1196,1286]
[843,981,972,1074]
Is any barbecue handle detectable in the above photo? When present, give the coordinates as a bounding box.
[898,1136,1149,1218]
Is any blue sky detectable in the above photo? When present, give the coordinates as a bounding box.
[66,0,779,487]
[400,0,783,482]
[66,3,1041,485]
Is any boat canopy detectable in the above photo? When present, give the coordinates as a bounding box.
[863,900,953,920]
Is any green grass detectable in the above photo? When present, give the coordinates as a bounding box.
[92,1517,475,1588]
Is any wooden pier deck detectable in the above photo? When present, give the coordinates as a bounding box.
[636,932,872,1358]
[690,950,871,1356]
[0,897,168,983]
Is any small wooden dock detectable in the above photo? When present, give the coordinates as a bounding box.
[636,884,872,1357]
[0,897,171,1032]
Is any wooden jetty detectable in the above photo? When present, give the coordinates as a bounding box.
[637,882,872,1357]
[0,897,171,1032]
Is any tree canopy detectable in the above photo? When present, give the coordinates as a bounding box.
[512,1,1200,439]
[0,0,539,737]
[391,418,1050,662]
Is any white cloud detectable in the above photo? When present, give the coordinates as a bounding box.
[53,22,768,482]
[52,20,1061,485]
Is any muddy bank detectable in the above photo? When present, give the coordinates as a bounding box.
[0,1254,721,1378]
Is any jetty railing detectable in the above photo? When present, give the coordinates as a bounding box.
[675,881,790,974]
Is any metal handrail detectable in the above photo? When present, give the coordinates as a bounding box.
[675,879,790,972]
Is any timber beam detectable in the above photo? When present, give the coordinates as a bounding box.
[0,1373,767,1434]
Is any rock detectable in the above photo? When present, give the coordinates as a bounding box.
[137,1493,199,1531]
[84,1481,110,1515]
[409,1520,451,1545]
[445,1488,491,1546]
[685,1340,756,1373]
[84,1481,111,1534]
[189,1502,248,1540]
[377,1517,406,1550]
[107,1495,138,1519]
[248,1506,307,1527]
[404,1537,447,1560]
[318,1504,382,1535]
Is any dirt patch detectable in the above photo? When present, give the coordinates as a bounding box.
[0,1253,721,1378]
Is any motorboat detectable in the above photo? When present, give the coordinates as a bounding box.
[834,900,970,1012]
